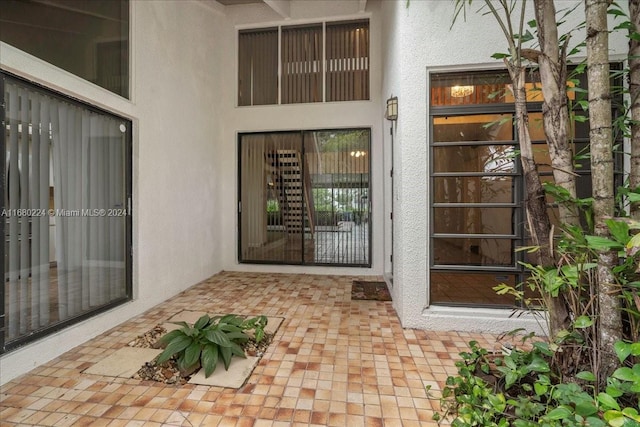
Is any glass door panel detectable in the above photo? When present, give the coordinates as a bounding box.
[239,129,371,267]
[305,129,370,266]
[239,132,306,264]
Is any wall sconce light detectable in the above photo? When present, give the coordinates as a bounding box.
[385,96,398,121]
[450,85,474,98]
[350,150,366,158]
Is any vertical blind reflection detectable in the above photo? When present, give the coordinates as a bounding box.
[4,77,130,345]
[239,130,370,266]
[238,28,279,106]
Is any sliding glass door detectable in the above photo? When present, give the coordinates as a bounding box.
[238,129,370,266]
[1,72,132,353]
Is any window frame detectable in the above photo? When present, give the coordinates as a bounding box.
[237,18,370,107]
[0,0,130,99]
[0,70,133,354]
[237,128,372,267]
[427,66,623,308]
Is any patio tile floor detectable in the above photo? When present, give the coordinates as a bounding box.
[1,271,504,426]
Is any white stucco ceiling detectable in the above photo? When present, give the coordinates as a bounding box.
[206,0,367,18]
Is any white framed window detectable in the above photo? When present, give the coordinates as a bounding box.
[238,19,369,106]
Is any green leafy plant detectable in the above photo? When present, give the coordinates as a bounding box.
[156,314,268,378]
[434,339,640,426]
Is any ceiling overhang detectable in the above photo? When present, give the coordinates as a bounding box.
[264,0,290,19]
[204,0,290,18]
[203,0,365,19]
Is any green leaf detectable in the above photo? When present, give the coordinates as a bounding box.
[627,233,640,251]
[183,341,201,369]
[585,416,606,427]
[546,406,572,420]
[193,314,210,330]
[229,342,246,358]
[220,345,232,370]
[606,385,624,398]
[597,392,621,411]
[607,8,628,17]
[526,355,550,373]
[491,52,509,59]
[504,356,517,370]
[519,30,534,43]
[576,371,597,382]
[201,344,219,377]
[156,335,193,364]
[607,219,630,245]
[505,372,518,389]
[612,367,636,382]
[219,314,243,326]
[585,235,624,250]
[575,402,598,417]
[156,329,184,347]
[225,331,249,342]
[621,407,640,420]
[614,341,632,363]
[487,393,506,412]
[219,324,243,333]
[574,315,594,329]
[204,329,232,347]
[603,411,625,427]
[534,382,548,396]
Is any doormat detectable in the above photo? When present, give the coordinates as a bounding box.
[351,280,392,301]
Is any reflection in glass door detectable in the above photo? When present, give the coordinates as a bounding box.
[430,113,521,306]
[238,129,371,266]
[2,73,132,353]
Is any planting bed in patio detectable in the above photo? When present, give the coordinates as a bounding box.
[83,311,283,389]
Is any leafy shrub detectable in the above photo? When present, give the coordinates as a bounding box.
[433,340,640,426]
[156,314,268,378]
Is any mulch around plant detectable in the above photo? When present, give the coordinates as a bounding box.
[127,325,273,385]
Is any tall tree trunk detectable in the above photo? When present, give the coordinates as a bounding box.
[630,0,640,219]
[507,63,570,336]
[534,0,580,227]
[585,0,622,383]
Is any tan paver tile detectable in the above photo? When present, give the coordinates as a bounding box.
[0,272,504,427]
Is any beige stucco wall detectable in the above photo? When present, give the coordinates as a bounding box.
[216,0,385,276]
[0,0,225,384]
[380,0,629,334]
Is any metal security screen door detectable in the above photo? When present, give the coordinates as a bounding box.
[238,129,371,266]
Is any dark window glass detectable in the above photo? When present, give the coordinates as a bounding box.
[238,19,369,106]
[428,68,608,307]
[0,0,129,98]
[238,28,278,106]
[281,25,323,104]
[238,129,371,267]
[326,20,369,102]
[430,271,517,306]
[2,72,132,353]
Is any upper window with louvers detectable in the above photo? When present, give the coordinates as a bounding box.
[238,19,369,106]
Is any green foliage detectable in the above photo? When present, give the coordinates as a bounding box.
[465,214,640,426]
[156,314,268,378]
[434,339,640,426]
[266,199,279,213]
